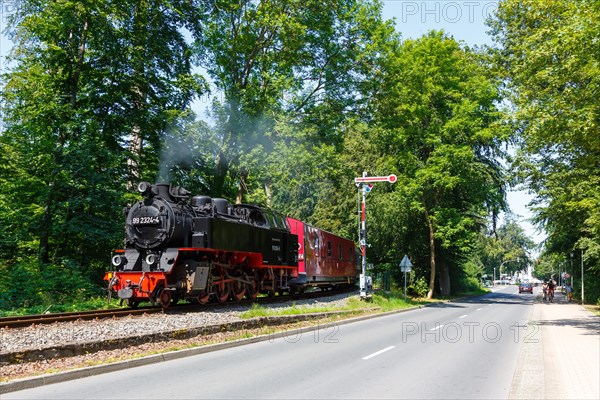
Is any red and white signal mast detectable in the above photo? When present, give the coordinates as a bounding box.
[354,172,397,298]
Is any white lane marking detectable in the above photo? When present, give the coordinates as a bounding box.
[429,324,444,331]
[476,308,482,311]
[362,346,395,360]
[459,314,468,319]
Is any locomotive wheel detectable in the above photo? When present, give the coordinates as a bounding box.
[232,282,246,301]
[245,278,259,300]
[214,282,231,304]
[231,273,246,302]
[127,299,140,309]
[196,290,210,305]
[159,290,172,309]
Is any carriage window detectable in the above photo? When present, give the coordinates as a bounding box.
[327,241,331,257]
[339,243,343,259]
[314,236,319,250]
[349,247,354,260]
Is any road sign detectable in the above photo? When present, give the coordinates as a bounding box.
[400,254,413,272]
[400,255,413,301]
[354,174,397,184]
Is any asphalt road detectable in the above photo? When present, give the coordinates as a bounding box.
[5,285,536,399]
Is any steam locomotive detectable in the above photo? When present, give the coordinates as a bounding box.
[105,182,358,308]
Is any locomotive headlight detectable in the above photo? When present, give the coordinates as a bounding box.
[145,253,157,265]
[112,255,126,267]
[138,181,151,193]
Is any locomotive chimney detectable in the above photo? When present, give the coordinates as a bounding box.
[153,183,172,200]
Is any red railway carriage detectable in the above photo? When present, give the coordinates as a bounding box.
[287,217,359,290]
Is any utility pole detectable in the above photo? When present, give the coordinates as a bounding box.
[570,252,574,287]
[581,249,585,304]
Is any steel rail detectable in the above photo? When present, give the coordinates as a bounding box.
[0,286,356,329]
[0,307,161,329]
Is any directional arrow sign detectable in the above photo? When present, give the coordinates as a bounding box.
[354,174,397,184]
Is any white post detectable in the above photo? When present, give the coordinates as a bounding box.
[581,249,585,304]
[404,270,407,301]
[570,252,574,287]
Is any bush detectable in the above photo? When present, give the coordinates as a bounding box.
[408,276,429,298]
[0,256,105,311]
[0,258,43,309]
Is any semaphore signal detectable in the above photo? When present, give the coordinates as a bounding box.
[354,174,397,184]
[354,172,397,299]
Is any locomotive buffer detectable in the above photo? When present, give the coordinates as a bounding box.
[354,172,397,299]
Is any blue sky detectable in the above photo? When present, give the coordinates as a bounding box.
[382,0,498,45]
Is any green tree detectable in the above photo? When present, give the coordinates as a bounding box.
[490,0,600,302]
[0,0,207,307]
[369,32,508,297]
[195,0,392,205]
[478,218,535,280]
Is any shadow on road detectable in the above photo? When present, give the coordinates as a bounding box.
[537,292,600,336]
[450,290,536,306]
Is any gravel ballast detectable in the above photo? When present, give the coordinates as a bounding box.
[0,292,362,382]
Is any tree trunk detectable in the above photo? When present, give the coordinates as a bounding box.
[127,4,149,190]
[264,178,272,208]
[39,192,52,264]
[236,168,248,204]
[39,14,89,263]
[424,195,436,299]
[213,151,228,197]
[439,257,451,296]
[127,124,143,190]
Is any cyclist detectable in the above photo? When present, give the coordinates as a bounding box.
[548,280,555,302]
[542,281,548,301]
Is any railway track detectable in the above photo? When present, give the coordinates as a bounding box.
[0,286,356,329]
[0,307,161,329]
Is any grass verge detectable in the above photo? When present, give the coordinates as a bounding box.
[0,297,124,317]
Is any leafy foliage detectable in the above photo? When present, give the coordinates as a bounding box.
[4,0,582,311]
[490,0,600,302]
[365,32,508,297]
[0,0,206,309]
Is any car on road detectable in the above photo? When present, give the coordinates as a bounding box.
[518,283,533,294]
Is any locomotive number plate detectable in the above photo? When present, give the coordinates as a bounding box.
[132,216,160,225]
